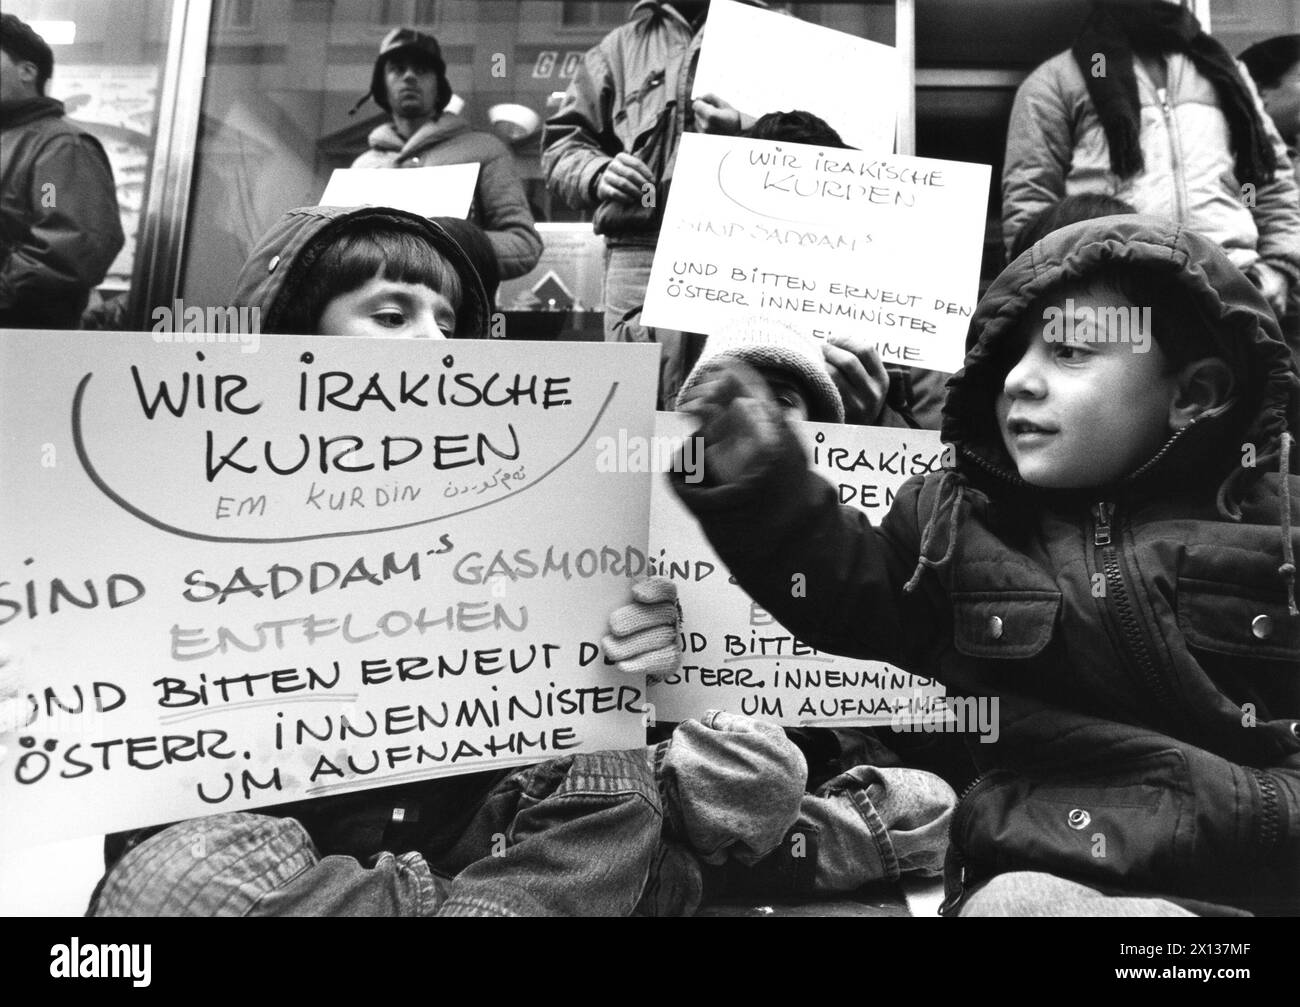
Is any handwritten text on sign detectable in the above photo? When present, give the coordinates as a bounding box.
[641,134,990,373]
[648,413,948,727]
[0,332,659,849]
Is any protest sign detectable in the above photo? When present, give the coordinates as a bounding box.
[693,0,900,153]
[641,133,990,373]
[647,413,947,727]
[0,332,658,849]
[319,163,479,218]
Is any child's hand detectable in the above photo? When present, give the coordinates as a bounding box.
[602,577,682,682]
[678,359,787,486]
[823,334,890,424]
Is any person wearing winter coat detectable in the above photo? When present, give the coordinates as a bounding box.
[0,14,123,329]
[350,28,542,282]
[541,1,760,405]
[671,214,1300,916]
[1002,1,1300,319]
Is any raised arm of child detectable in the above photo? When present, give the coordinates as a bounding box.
[667,358,946,674]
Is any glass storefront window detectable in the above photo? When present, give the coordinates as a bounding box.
[5,0,174,324]
[177,1,900,328]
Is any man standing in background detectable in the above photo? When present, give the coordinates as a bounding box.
[0,13,123,329]
[542,1,757,404]
[352,27,542,282]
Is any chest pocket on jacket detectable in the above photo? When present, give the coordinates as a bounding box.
[952,591,1061,659]
[1177,579,1300,667]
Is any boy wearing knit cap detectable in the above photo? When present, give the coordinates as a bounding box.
[672,216,1300,916]
[671,317,960,899]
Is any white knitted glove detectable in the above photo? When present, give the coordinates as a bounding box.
[602,577,682,680]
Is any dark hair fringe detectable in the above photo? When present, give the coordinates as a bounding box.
[741,110,851,149]
[282,223,463,335]
[1009,195,1137,261]
[1239,34,1300,91]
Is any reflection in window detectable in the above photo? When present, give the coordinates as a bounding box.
[3,0,172,327]
[219,0,256,30]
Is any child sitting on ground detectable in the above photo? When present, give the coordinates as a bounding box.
[671,215,1300,916]
[85,205,808,917]
[673,318,960,898]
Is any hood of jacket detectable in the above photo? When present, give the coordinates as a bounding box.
[0,95,65,129]
[942,214,1299,505]
[365,112,471,159]
[230,204,489,339]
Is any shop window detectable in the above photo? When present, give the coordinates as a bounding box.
[560,2,631,29]
[219,0,256,31]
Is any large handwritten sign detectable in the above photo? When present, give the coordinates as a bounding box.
[642,134,990,373]
[648,413,947,727]
[0,332,659,849]
[693,0,900,153]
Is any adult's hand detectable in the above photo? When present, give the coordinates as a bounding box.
[692,93,754,136]
[595,152,656,204]
[822,334,890,424]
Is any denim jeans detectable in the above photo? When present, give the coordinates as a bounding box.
[91,749,665,917]
[712,764,956,896]
[88,713,809,917]
[88,713,942,915]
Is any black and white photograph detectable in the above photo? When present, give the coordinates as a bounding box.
[0,0,1296,970]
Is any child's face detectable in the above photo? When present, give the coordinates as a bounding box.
[318,274,456,339]
[995,286,1177,489]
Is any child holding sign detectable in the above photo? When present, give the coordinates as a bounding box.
[84,205,808,916]
[675,318,960,898]
[672,216,1300,916]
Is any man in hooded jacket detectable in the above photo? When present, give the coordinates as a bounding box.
[351,28,542,282]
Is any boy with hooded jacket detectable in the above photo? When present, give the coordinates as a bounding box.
[84,205,807,917]
[671,215,1300,916]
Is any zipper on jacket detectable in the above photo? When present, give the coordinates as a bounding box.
[1155,84,1188,223]
[937,771,993,917]
[1092,501,1181,719]
[1250,769,1282,852]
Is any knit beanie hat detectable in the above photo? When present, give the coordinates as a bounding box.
[675,317,846,423]
[0,14,53,93]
